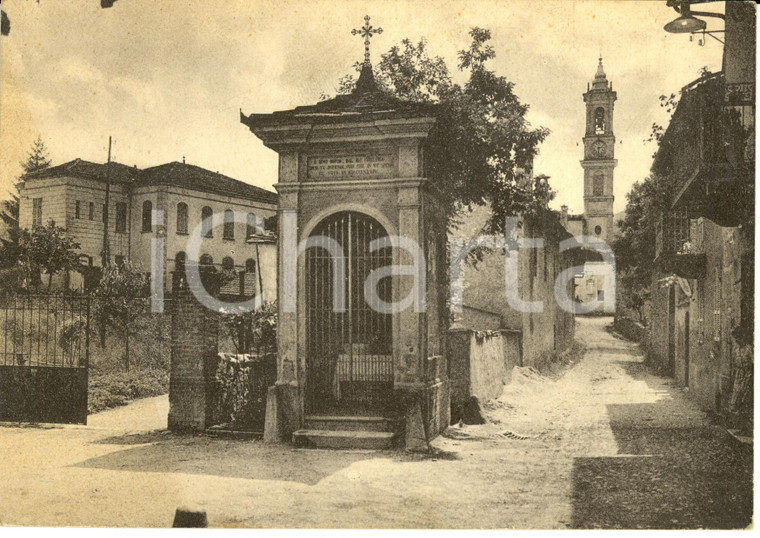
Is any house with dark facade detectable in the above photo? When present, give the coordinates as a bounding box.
[649,1,754,428]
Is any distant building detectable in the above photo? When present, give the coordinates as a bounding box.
[18,158,278,300]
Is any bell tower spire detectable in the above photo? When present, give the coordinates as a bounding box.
[581,57,617,244]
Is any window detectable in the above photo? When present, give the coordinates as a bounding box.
[594,107,606,134]
[32,198,43,227]
[245,258,256,273]
[592,171,604,196]
[199,254,214,269]
[175,251,186,273]
[142,200,153,232]
[223,209,235,240]
[88,202,94,220]
[222,256,235,271]
[176,202,188,235]
[201,206,213,238]
[594,225,602,236]
[115,202,127,233]
[75,200,81,219]
[246,213,259,239]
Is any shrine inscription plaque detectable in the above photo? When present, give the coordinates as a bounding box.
[307,153,395,180]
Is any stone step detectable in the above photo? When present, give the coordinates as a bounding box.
[304,415,398,433]
[293,429,396,450]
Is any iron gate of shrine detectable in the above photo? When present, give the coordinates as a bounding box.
[305,211,394,415]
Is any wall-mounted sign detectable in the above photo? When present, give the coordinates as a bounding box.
[307,153,395,180]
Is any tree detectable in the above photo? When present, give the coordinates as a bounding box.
[332,29,552,237]
[18,222,81,289]
[646,67,714,155]
[613,173,675,324]
[619,67,716,323]
[92,262,150,371]
[1,137,51,269]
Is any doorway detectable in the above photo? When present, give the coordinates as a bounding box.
[305,211,394,415]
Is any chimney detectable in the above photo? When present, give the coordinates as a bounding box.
[560,205,569,227]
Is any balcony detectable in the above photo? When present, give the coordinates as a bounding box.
[653,73,754,227]
[654,211,706,279]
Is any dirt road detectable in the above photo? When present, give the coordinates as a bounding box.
[0,317,751,528]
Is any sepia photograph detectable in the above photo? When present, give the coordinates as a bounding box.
[0,0,755,530]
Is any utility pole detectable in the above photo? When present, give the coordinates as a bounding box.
[101,136,112,268]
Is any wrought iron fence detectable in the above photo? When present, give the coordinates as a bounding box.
[0,293,90,368]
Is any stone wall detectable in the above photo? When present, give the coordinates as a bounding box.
[448,328,521,423]
[450,205,576,369]
[168,292,219,432]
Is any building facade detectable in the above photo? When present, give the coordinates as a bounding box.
[648,1,754,426]
[18,159,278,301]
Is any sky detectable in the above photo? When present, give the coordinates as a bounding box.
[0,0,725,214]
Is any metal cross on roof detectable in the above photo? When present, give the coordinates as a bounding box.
[351,15,383,65]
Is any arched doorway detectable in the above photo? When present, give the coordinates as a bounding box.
[305,211,393,415]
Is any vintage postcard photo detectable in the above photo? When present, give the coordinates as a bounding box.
[0,0,754,529]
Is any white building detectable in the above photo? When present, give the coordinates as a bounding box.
[18,158,278,301]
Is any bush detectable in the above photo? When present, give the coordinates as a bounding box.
[612,317,649,344]
[208,353,276,432]
[88,368,168,414]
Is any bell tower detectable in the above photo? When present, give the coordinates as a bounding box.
[581,57,617,244]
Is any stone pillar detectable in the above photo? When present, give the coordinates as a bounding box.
[264,183,303,442]
[168,291,219,432]
[394,181,426,389]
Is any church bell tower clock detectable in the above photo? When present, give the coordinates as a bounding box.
[581,57,617,244]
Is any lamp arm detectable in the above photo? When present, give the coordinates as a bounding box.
[668,0,726,20]
[689,10,725,20]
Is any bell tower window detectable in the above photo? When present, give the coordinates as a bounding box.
[594,107,606,134]
[593,171,605,196]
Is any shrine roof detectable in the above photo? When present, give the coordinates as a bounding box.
[241,64,436,129]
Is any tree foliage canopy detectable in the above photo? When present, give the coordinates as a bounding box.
[18,222,81,288]
[92,262,150,370]
[613,173,675,322]
[333,28,552,236]
[1,137,51,269]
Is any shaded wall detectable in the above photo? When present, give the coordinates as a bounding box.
[448,328,521,422]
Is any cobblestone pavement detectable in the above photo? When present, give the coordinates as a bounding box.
[0,317,752,528]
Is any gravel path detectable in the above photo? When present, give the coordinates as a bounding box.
[0,317,751,528]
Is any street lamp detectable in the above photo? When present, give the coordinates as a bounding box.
[664,0,725,44]
[246,230,276,300]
